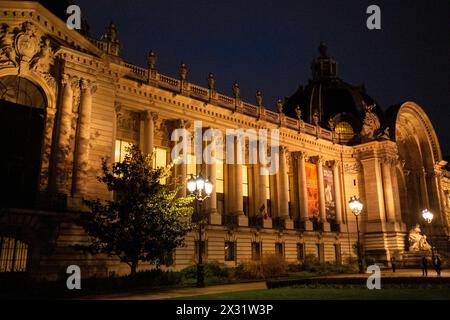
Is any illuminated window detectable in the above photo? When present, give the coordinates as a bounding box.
[216,159,224,215]
[187,154,197,177]
[216,159,224,193]
[0,236,28,273]
[115,139,133,162]
[242,165,249,215]
[153,147,167,168]
[265,175,272,217]
[153,147,168,184]
[335,121,354,135]
[242,165,249,197]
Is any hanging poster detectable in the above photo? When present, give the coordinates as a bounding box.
[323,167,336,220]
[305,162,319,218]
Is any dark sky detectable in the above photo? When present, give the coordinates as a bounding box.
[76,0,450,157]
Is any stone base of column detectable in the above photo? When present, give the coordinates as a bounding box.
[238,214,248,227]
[322,221,331,232]
[304,220,313,231]
[67,195,88,211]
[209,213,222,225]
[284,219,294,230]
[263,217,272,229]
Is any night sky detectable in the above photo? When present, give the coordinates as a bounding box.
[75,0,450,157]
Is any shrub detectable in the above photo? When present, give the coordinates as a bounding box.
[234,254,287,280]
[180,261,230,280]
[261,254,287,278]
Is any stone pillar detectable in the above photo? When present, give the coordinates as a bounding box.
[420,166,430,210]
[296,151,312,230]
[143,111,158,155]
[390,160,403,224]
[332,160,343,225]
[279,147,293,229]
[39,106,57,192]
[175,120,189,198]
[73,79,95,197]
[206,136,221,225]
[258,164,272,228]
[382,158,396,223]
[316,156,330,231]
[55,74,74,194]
[235,162,248,226]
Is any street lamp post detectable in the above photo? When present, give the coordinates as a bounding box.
[349,196,364,273]
[187,173,213,288]
[422,209,435,258]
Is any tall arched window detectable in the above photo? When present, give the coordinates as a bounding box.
[0,76,46,208]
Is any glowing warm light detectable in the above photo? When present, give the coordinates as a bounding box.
[349,196,363,216]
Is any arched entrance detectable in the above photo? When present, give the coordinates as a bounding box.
[394,102,443,228]
[0,75,46,208]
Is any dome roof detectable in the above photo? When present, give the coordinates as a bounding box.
[285,43,386,142]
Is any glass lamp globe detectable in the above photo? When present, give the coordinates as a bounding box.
[196,174,205,191]
[187,175,196,193]
[422,209,433,224]
[349,196,363,216]
[204,178,213,196]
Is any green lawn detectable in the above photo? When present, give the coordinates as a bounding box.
[177,286,450,300]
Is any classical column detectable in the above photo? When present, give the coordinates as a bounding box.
[73,79,95,197]
[279,147,293,229]
[381,158,396,223]
[206,136,220,225]
[143,111,158,155]
[234,141,247,226]
[390,159,403,223]
[332,160,343,225]
[55,74,74,194]
[296,151,312,230]
[420,166,430,209]
[39,106,57,192]
[316,156,329,231]
[175,120,189,197]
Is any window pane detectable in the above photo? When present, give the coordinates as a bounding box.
[0,237,28,273]
[187,154,197,177]
[115,139,132,162]
[242,165,248,197]
[265,175,271,200]
[216,159,224,194]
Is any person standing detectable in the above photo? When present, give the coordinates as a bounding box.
[390,256,397,273]
[422,256,428,277]
[434,256,442,277]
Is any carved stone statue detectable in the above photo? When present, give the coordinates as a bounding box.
[276,98,283,113]
[360,102,380,139]
[312,109,319,126]
[32,38,54,74]
[408,224,432,251]
[255,90,263,107]
[232,81,240,99]
[295,105,302,120]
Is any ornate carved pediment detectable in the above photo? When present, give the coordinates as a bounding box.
[0,22,58,89]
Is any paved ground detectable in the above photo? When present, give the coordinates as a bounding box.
[82,281,267,300]
[82,269,448,300]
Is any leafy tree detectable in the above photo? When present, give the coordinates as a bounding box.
[76,145,193,277]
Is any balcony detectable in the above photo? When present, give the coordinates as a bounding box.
[221,215,238,228]
[294,220,305,231]
[272,217,285,230]
[248,216,264,229]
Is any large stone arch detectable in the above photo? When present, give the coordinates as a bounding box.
[393,101,443,228]
[0,68,57,193]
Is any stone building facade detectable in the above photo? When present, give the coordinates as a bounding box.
[0,1,449,279]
